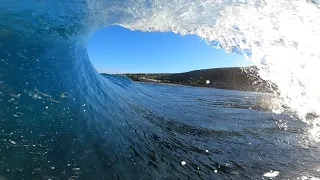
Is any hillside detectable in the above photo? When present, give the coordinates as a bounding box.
[105,66,277,93]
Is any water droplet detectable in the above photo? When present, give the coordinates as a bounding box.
[181,161,186,166]
[263,171,280,178]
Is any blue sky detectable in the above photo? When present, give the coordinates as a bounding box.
[88,25,251,73]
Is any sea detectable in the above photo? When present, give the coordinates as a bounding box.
[1,0,320,179]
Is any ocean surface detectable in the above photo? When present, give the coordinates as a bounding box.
[1,78,319,179]
[1,0,320,179]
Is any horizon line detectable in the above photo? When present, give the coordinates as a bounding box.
[99,65,256,74]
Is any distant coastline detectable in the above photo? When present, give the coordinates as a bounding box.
[101,66,277,93]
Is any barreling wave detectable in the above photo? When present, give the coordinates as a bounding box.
[1,0,320,179]
[3,0,320,118]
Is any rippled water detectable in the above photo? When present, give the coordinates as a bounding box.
[1,76,319,179]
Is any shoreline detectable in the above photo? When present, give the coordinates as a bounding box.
[101,66,276,93]
[135,81,187,87]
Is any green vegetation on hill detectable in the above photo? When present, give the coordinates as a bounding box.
[103,66,277,93]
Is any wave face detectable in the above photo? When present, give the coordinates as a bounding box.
[1,0,320,179]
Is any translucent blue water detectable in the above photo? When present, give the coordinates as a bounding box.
[1,1,320,179]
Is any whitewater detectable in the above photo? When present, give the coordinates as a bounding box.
[0,0,320,179]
